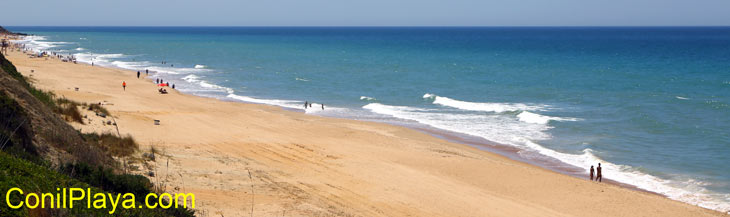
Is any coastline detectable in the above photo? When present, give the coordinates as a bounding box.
[5,47,728,216]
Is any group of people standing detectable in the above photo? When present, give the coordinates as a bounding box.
[122,69,176,93]
[152,72,175,94]
[589,163,602,182]
[154,77,175,89]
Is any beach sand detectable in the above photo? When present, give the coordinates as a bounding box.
[5,50,727,217]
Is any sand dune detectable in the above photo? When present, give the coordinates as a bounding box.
[6,50,727,217]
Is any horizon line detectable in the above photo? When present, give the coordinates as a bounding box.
[5,25,730,28]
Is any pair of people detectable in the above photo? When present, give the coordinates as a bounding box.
[589,163,602,182]
[303,101,325,110]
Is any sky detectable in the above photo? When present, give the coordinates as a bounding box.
[2,0,730,26]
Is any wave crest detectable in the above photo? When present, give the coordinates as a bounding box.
[360,96,376,101]
[517,111,579,124]
[423,93,545,113]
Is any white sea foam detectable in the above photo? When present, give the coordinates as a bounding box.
[517,111,579,124]
[363,103,551,145]
[182,74,201,82]
[360,96,376,101]
[423,93,545,112]
[424,94,576,124]
[226,94,346,115]
[364,102,730,213]
[17,35,73,52]
[676,96,690,100]
[226,94,303,110]
[295,77,309,82]
[179,75,233,94]
[75,47,85,51]
[194,64,206,69]
[74,53,126,66]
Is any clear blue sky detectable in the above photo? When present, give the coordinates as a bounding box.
[2,0,730,26]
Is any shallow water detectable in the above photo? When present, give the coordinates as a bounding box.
[9,26,730,212]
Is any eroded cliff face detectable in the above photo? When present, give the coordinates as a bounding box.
[1,52,109,166]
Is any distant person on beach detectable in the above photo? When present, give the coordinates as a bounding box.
[145,69,149,75]
[161,79,163,84]
[91,62,94,66]
[172,84,175,89]
[122,81,126,91]
[321,104,324,110]
[596,163,602,182]
[590,165,594,181]
[156,78,159,84]
[137,71,140,78]
[304,101,308,109]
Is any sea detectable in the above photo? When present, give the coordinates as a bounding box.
[7,26,730,213]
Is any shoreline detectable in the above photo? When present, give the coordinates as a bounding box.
[102,60,663,194]
[5,44,728,216]
[39,53,659,195]
[406,124,663,195]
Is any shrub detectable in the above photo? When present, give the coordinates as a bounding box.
[87,102,109,115]
[59,104,83,123]
[1,152,196,217]
[0,92,36,156]
[58,162,196,217]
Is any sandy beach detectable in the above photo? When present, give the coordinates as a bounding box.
[5,49,727,217]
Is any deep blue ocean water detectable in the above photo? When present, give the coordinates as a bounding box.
[8,26,730,212]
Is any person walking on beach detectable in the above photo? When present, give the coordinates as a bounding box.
[321,104,324,110]
[172,84,175,89]
[137,71,141,78]
[122,81,126,91]
[589,165,595,181]
[596,163,602,182]
[145,69,149,75]
[156,78,159,84]
[304,101,308,109]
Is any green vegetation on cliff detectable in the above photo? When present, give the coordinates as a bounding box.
[0,52,195,216]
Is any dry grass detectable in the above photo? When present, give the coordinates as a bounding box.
[83,132,139,157]
[55,97,83,123]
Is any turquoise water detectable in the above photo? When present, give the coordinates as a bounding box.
[9,27,730,212]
